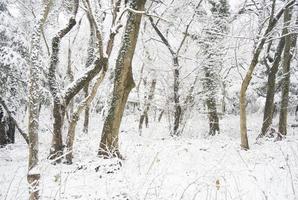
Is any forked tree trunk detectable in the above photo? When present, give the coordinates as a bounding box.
[148,16,184,136]
[28,1,53,199]
[65,68,107,164]
[65,0,122,163]
[139,78,156,134]
[48,1,78,161]
[278,6,297,137]
[259,33,285,137]
[98,0,146,158]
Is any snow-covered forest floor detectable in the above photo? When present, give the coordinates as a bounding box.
[1,113,298,200]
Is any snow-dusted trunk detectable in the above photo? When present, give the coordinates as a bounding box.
[203,68,220,136]
[28,1,52,199]
[221,82,226,114]
[83,15,95,134]
[278,6,297,137]
[67,45,74,117]
[65,69,107,164]
[83,85,90,133]
[172,57,182,136]
[139,78,156,134]
[259,35,285,137]
[98,0,146,158]
[48,1,78,161]
[148,16,184,136]
[239,0,292,149]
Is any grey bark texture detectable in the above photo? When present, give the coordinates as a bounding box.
[99,0,146,158]
[278,5,297,137]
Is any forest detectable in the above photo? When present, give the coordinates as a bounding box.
[1,0,298,199]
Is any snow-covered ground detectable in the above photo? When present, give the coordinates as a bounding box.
[1,113,298,200]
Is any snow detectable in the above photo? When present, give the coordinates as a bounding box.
[1,113,298,200]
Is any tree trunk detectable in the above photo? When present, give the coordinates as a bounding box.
[49,103,65,160]
[158,110,164,122]
[98,0,146,158]
[0,120,7,146]
[172,57,182,136]
[239,0,292,149]
[203,68,220,136]
[65,59,108,164]
[83,14,95,134]
[83,84,90,134]
[206,97,220,135]
[278,6,297,137]
[259,33,285,137]
[48,1,78,161]
[67,44,74,118]
[28,0,53,198]
[139,78,156,135]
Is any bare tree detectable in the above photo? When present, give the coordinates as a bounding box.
[65,0,122,164]
[148,12,194,136]
[47,0,109,161]
[239,0,294,149]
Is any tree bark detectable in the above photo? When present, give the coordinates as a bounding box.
[203,68,220,136]
[278,5,297,137]
[83,13,95,134]
[65,68,107,164]
[259,32,285,137]
[48,0,79,161]
[99,0,146,158]
[239,0,293,149]
[65,0,122,163]
[28,0,53,199]
[148,17,184,136]
[83,85,90,133]
[172,57,182,136]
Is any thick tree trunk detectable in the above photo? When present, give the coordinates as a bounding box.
[49,103,65,160]
[259,34,285,137]
[27,0,53,198]
[206,97,220,136]
[83,15,95,134]
[278,6,297,137]
[203,68,220,136]
[48,1,78,161]
[0,120,7,146]
[99,0,146,158]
